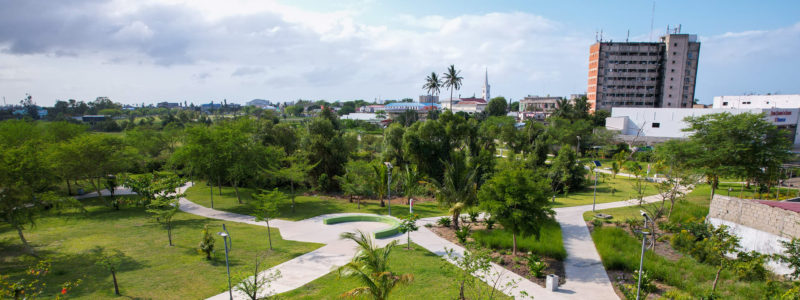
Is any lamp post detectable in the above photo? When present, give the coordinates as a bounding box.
[592,161,601,212]
[384,162,393,216]
[218,231,232,300]
[636,211,650,300]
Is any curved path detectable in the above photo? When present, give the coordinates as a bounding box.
[80,182,673,299]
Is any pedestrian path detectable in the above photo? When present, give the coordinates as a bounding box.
[76,181,682,299]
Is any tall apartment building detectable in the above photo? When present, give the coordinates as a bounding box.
[588,32,700,112]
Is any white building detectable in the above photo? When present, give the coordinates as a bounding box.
[606,107,800,145]
[713,94,800,109]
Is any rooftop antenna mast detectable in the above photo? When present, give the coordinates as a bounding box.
[649,1,655,41]
[626,30,630,42]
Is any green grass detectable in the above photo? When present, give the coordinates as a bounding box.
[592,226,787,298]
[185,181,449,220]
[551,175,659,208]
[471,220,566,260]
[0,196,322,299]
[278,243,512,300]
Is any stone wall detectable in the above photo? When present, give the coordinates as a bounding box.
[708,195,800,239]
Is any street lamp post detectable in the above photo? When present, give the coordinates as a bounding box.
[636,211,650,300]
[384,162,393,216]
[218,231,232,300]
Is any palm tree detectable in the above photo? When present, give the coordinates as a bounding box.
[338,230,413,300]
[422,72,442,98]
[551,98,573,119]
[430,151,477,230]
[442,65,463,110]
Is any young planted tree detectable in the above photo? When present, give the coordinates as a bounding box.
[335,160,373,209]
[251,188,285,250]
[399,165,424,205]
[90,246,127,296]
[706,224,741,296]
[337,230,413,300]
[271,151,316,213]
[775,238,800,280]
[146,175,187,246]
[235,256,282,300]
[398,214,420,250]
[479,159,553,255]
[199,224,215,260]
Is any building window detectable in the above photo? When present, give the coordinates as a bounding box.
[673,43,677,46]
[722,102,728,106]
[671,69,675,72]
[669,94,672,98]
[669,85,673,89]
[652,123,660,128]
[671,77,674,81]
[673,52,677,55]
[672,60,676,64]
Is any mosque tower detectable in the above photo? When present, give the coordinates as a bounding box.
[482,68,491,101]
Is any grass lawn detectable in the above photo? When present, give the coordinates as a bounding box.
[185,181,449,220]
[551,175,659,208]
[278,243,512,300]
[472,220,566,260]
[0,196,322,299]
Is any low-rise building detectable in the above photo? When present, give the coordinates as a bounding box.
[358,105,385,113]
[157,102,180,109]
[419,95,439,103]
[606,107,800,145]
[713,94,800,109]
[383,102,440,113]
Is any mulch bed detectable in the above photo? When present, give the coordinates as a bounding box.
[428,221,566,288]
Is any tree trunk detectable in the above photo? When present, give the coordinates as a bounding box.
[290,181,296,213]
[668,201,675,218]
[209,184,214,209]
[357,197,361,209]
[167,221,173,246]
[66,179,73,196]
[380,194,385,207]
[218,177,222,196]
[234,184,242,204]
[15,224,34,255]
[267,219,273,250]
[407,232,411,250]
[512,233,517,256]
[452,210,460,230]
[712,266,723,295]
[710,177,717,202]
[459,280,465,300]
[111,270,120,295]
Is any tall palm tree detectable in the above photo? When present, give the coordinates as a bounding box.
[422,72,442,98]
[442,65,463,110]
[338,230,413,300]
[430,151,477,230]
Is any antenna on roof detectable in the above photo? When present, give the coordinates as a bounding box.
[649,1,655,41]
[600,29,603,42]
[626,30,630,42]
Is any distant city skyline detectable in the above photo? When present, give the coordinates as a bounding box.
[0,0,798,106]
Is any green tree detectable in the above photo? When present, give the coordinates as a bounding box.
[337,230,413,300]
[199,224,215,260]
[705,224,741,296]
[403,119,452,182]
[548,146,586,196]
[304,109,351,192]
[90,246,127,296]
[776,238,800,280]
[145,175,187,246]
[479,158,553,255]
[486,97,508,117]
[398,214,419,250]
[370,162,393,208]
[382,123,406,167]
[251,188,285,250]
[398,165,424,206]
[235,256,281,300]
[272,151,316,213]
[430,151,478,230]
[335,160,374,209]
[70,134,137,200]
[442,65,463,110]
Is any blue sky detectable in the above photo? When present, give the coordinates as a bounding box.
[0,0,798,106]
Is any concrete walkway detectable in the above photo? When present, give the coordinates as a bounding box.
[79,181,679,299]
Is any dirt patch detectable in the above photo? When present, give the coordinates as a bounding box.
[427,221,566,288]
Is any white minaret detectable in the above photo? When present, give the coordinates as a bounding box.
[482,68,491,101]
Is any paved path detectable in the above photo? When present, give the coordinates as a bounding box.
[80,181,681,299]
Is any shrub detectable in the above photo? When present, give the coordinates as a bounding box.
[618,282,647,300]
[524,253,548,278]
[468,210,480,223]
[670,230,695,253]
[199,224,215,260]
[485,218,496,230]
[456,224,472,244]
[472,221,566,260]
[634,270,656,293]
[437,217,452,227]
[733,251,768,281]
[424,223,433,228]
[591,218,604,228]
[663,289,693,300]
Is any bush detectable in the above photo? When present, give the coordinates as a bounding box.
[591,218,604,228]
[733,251,768,281]
[485,218,496,230]
[437,217,452,227]
[472,221,566,260]
[468,210,480,223]
[455,225,471,244]
[634,270,656,293]
[670,230,695,253]
[618,282,647,300]
[524,253,548,278]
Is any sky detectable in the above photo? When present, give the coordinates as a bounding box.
[0,0,798,106]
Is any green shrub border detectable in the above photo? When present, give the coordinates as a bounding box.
[323,215,401,239]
